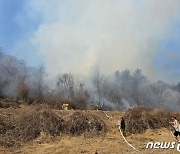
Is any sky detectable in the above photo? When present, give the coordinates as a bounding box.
[0,0,180,83]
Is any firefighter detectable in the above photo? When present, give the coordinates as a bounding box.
[120,117,126,136]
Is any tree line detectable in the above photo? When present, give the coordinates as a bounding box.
[0,50,180,110]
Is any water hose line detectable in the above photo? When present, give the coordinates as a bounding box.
[118,126,143,154]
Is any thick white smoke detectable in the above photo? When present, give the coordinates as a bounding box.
[25,0,180,80]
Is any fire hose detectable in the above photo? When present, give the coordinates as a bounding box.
[118,126,143,154]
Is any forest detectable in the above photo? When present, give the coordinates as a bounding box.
[0,50,180,111]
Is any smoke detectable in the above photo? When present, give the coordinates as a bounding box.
[121,98,131,110]
[22,0,180,81]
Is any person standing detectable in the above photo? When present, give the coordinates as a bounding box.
[169,116,180,141]
[120,117,126,136]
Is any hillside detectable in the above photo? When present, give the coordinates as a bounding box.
[0,105,179,154]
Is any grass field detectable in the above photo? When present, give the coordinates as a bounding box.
[0,106,179,154]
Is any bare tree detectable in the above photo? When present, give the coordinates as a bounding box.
[131,69,147,105]
[92,67,104,107]
[0,56,18,97]
[115,69,133,104]
[32,65,47,101]
[149,81,171,107]
[57,73,75,99]
[75,82,86,99]
[15,60,30,101]
[101,79,122,110]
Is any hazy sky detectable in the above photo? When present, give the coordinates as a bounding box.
[0,0,180,82]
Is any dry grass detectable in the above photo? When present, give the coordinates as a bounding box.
[1,102,180,154]
[1,126,178,153]
[1,106,180,154]
[123,106,180,135]
[0,105,65,147]
[66,112,107,135]
[0,104,106,147]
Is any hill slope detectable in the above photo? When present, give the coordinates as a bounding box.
[0,107,179,154]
